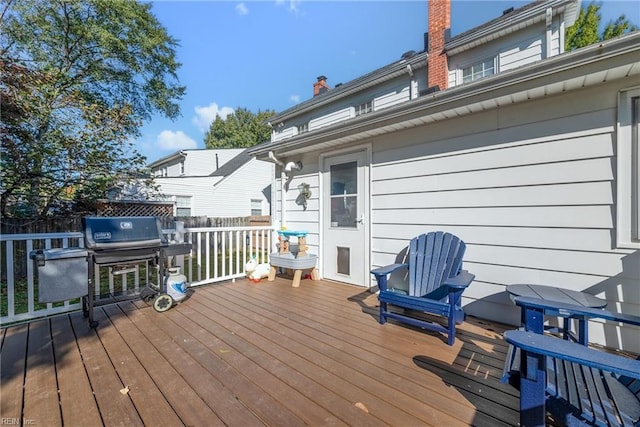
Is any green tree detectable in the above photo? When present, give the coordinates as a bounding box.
[204,108,275,149]
[0,0,185,218]
[566,2,638,51]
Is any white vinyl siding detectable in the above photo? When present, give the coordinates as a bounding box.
[448,22,563,87]
[151,151,272,218]
[155,177,221,217]
[208,159,274,217]
[367,81,639,352]
[273,75,415,141]
[309,108,352,130]
[274,164,321,256]
[152,149,243,177]
[616,87,640,248]
[374,86,411,110]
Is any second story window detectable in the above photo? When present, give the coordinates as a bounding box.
[180,160,185,175]
[462,58,495,83]
[297,123,308,134]
[355,100,373,117]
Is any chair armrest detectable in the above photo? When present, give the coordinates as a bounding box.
[504,330,640,379]
[443,270,475,290]
[370,263,408,277]
[514,296,640,326]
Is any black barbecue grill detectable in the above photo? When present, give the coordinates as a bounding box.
[81,216,192,327]
[30,216,192,327]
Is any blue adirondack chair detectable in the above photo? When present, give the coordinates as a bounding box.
[371,232,475,345]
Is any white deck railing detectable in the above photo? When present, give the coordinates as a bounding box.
[0,225,274,325]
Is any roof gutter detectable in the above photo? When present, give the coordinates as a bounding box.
[249,32,640,159]
[266,53,428,124]
[148,150,186,169]
[445,0,580,55]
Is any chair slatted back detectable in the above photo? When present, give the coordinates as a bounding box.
[408,232,466,299]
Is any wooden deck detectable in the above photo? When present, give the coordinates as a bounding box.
[1,277,520,426]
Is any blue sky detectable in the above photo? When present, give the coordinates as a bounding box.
[137,0,640,163]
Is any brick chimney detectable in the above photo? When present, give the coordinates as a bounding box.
[313,75,330,96]
[427,0,451,91]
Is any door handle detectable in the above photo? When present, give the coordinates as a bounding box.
[355,216,364,224]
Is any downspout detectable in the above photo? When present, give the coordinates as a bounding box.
[268,151,287,229]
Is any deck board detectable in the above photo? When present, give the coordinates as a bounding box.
[24,319,61,425]
[50,315,103,427]
[1,277,520,426]
[1,324,28,423]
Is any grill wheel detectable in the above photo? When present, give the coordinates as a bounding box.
[153,294,174,312]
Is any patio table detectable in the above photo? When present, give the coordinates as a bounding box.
[506,284,607,345]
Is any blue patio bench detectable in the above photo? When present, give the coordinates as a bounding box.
[504,297,640,427]
[370,231,474,346]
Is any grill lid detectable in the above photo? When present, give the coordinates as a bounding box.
[83,216,167,250]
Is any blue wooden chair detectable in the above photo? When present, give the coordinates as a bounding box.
[371,232,475,345]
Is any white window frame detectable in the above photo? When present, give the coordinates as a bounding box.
[174,195,192,217]
[355,100,373,117]
[297,122,308,135]
[616,87,640,249]
[250,198,262,216]
[461,57,496,84]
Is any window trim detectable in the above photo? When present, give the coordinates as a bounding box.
[616,87,640,249]
[174,195,192,217]
[250,198,262,216]
[355,100,373,117]
[461,56,496,84]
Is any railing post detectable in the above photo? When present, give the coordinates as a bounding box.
[174,220,185,271]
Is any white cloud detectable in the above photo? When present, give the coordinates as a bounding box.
[192,102,234,133]
[275,0,300,13]
[289,94,300,103]
[236,3,249,15]
[156,130,197,151]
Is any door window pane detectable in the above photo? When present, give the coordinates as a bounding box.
[330,161,357,228]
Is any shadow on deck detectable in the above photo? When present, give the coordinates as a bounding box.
[1,277,519,426]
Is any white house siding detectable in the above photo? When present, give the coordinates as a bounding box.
[368,79,639,353]
[272,126,296,142]
[209,159,274,217]
[272,75,415,142]
[448,22,563,86]
[185,149,244,176]
[374,86,411,110]
[155,176,223,216]
[273,156,321,261]
[309,108,352,132]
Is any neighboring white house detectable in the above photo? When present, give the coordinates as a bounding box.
[249,0,640,352]
[147,148,274,217]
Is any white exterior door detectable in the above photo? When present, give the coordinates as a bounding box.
[322,150,369,286]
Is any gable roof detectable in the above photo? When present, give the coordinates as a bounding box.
[249,32,640,160]
[445,0,581,55]
[262,0,581,130]
[265,51,428,126]
[209,148,252,177]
